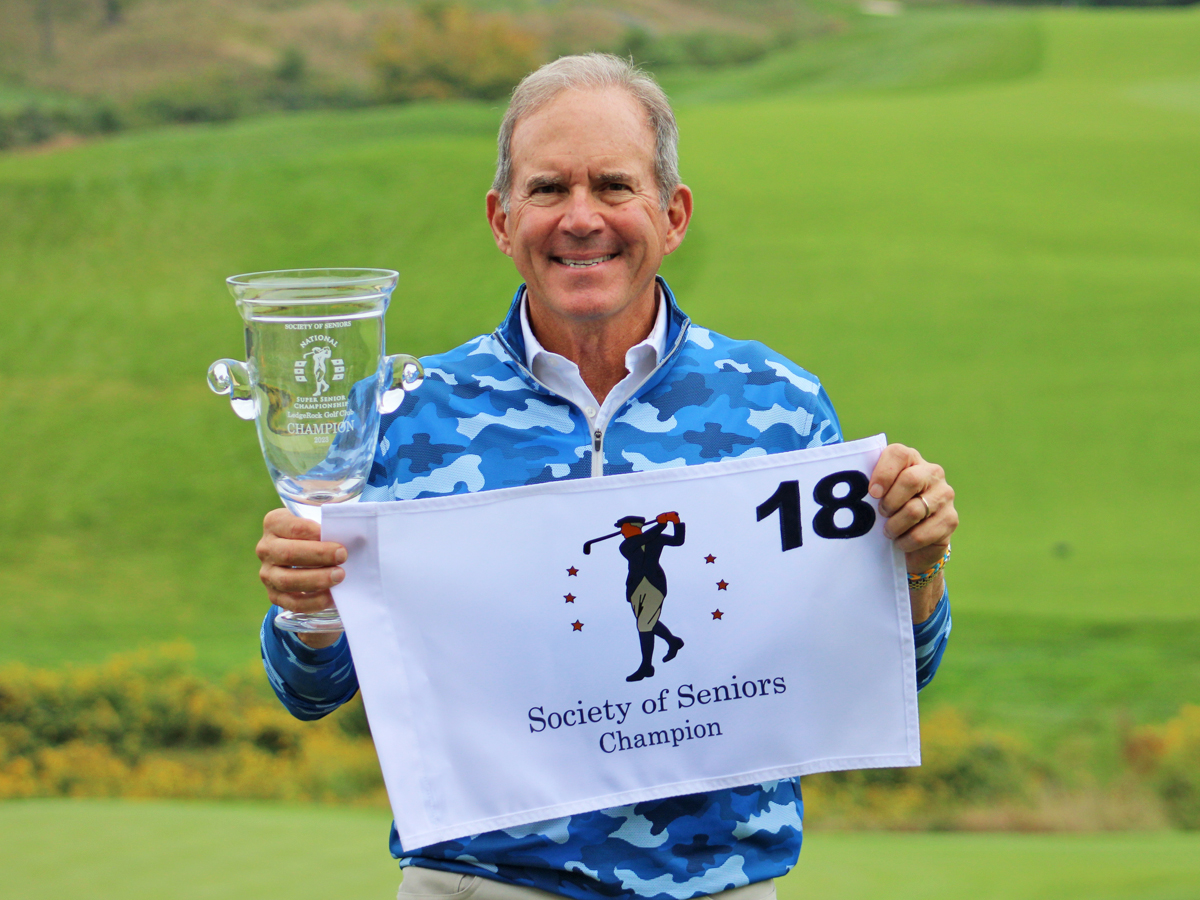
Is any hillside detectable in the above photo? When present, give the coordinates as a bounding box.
[1,5,1198,770]
[0,1,810,128]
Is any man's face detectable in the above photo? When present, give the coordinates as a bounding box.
[486,87,691,332]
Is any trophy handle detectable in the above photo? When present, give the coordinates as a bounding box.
[380,354,425,414]
[207,359,256,421]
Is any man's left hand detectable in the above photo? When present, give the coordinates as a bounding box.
[868,443,958,623]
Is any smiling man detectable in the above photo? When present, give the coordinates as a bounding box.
[256,54,956,900]
[485,81,690,407]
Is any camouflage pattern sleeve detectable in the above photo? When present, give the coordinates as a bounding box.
[913,587,952,691]
[260,607,359,720]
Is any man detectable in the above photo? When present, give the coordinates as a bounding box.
[257,54,956,900]
[615,512,686,682]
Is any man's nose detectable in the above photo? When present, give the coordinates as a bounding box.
[559,187,604,236]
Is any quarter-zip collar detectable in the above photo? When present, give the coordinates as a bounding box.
[494,276,691,400]
[520,285,667,419]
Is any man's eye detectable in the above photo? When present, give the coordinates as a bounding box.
[532,184,561,194]
[605,183,632,192]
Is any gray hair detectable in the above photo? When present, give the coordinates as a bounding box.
[492,53,680,211]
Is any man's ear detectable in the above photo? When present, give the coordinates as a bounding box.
[663,184,694,256]
[486,190,513,257]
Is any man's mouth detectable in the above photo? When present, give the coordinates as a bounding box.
[553,254,617,269]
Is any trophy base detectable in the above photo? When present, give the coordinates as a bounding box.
[274,607,345,633]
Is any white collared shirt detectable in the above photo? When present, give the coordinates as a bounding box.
[520,287,667,436]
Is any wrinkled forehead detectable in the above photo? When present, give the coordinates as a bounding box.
[508,86,656,174]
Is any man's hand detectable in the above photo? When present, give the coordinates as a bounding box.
[656,511,680,525]
[868,444,958,624]
[256,508,348,648]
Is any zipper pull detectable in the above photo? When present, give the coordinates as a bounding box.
[593,429,603,453]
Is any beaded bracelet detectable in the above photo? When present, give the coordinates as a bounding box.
[908,544,951,590]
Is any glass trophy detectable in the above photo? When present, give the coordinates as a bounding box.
[207,268,423,633]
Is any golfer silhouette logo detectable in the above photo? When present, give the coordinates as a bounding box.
[584,512,686,682]
[305,345,332,397]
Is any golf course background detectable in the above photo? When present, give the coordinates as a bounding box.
[2,5,1198,897]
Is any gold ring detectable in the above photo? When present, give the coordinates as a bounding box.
[917,494,931,521]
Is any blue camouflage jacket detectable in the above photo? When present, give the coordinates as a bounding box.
[262,278,952,900]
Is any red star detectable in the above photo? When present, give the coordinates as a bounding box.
[712,609,724,620]
[571,620,584,631]
[564,593,576,603]
[716,580,729,590]
[704,554,716,564]
[567,566,579,576]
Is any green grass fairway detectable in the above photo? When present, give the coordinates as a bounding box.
[1,7,1198,747]
[784,831,1200,900]
[0,799,401,900]
[3,800,1199,900]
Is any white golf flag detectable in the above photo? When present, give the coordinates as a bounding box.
[323,434,919,848]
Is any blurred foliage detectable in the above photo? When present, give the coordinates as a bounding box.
[275,46,308,85]
[0,633,1193,828]
[618,26,794,71]
[0,100,120,151]
[5,0,1194,155]
[0,644,385,804]
[4,645,1175,830]
[369,2,543,102]
[0,57,370,150]
[804,708,1041,828]
[996,0,1197,5]
[3,646,1046,816]
[1124,705,1200,829]
[0,0,823,150]
[131,69,369,126]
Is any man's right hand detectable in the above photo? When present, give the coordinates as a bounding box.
[256,508,348,648]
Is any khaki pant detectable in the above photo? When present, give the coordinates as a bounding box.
[399,865,776,900]
[629,577,665,633]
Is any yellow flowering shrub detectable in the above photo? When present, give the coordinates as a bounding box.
[803,707,1037,828]
[1126,704,1200,829]
[369,3,543,102]
[0,644,385,805]
[10,645,1187,831]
